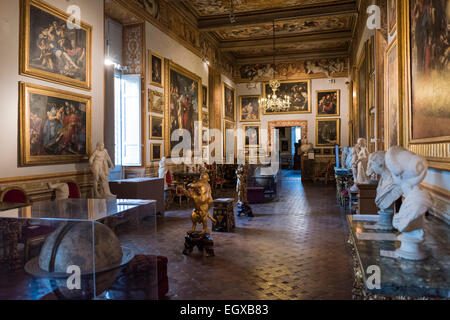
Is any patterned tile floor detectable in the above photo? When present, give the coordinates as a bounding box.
[120,172,354,300]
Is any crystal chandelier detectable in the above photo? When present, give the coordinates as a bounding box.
[259,20,291,113]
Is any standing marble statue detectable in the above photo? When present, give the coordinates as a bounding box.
[366,151,403,230]
[158,157,168,189]
[385,146,432,260]
[89,142,116,199]
[341,147,349,169]
[350,138,369,191]
[236,164,253,217]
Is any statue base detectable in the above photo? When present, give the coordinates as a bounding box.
[183,232,214,257]
[372,209,395,231]
[236,202,253,217]
[395,230,427,261]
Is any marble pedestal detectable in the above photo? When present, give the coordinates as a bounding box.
[372,209,394,231]
[395,230,427,261]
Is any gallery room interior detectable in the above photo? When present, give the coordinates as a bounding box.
[0,0,448,302]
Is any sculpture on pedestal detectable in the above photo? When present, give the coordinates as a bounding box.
[350,138,369,191]
[182,173,216,256]
[345,147,353,170]
[385,146,432,260]
[366,151,403,230]
[341,147,349,169]
[48,182,69,200]
[89,142,116,199]
[158,157,168,189]
[236,164,253,217]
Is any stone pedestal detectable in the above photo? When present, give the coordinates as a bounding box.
[212,198,235,232]
[395,230,427,261]
[182,232,214,257]
[373,209,394,230]
[237,202,253,217]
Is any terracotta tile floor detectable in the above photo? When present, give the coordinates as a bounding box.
[120,174,354,300]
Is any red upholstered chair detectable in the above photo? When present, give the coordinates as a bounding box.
[0,187,29,204]
[67,181,81,199]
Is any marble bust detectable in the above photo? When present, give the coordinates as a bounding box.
[89,142,116,199]
[158,157,168,189]
[366,151,403,230]
[385,146,432,260]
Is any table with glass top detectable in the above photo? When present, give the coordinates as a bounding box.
[0,198,158,300]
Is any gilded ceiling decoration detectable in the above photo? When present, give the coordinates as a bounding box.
[216,15,352,40]
[186,0,338,16]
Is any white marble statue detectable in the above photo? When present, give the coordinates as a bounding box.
[48,182,69,200]
[158,157,169,189]
[385,146,432,260]
[345,147,353,170]
[366,151,403,230]
[341,147,349,169]
[350,138,369,191]
[89,142,116,199]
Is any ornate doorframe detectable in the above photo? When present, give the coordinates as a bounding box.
[267,120,308,147]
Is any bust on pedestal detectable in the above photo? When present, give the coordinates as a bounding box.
[385,146,432,260]
[366,151,403,230]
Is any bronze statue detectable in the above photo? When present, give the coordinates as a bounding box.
[236,164,253,217]
[182,173,216,234]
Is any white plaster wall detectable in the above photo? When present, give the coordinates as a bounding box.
[0,0,104,179]
[236,77,350,148]
[146,21,209,164]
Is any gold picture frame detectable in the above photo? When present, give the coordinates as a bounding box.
[243,124,261,147]
[19,82,92,166]
[399,0,450,170]
[239,95,260,122]
[316,90,340,117]
[150,143,162,161]
[262,79,311,114]
[223,83,236,122]
[164,60,202,157]
[19,0,92,91]
[149,51,164,88]
[316,118,340,147]
[388,0,397,37]
[148,89,164,114]
[150,115,164,140]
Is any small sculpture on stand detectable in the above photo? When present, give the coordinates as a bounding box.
[158,157,168,189]
[385,146,432,260]
[236,164,253,217]
[350,138,369,192]
[366,151,403,230]
[89,142,116,199]
[48,182,69,200]
[182,173,216,257]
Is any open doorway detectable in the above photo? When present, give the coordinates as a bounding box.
[277,126,302,180]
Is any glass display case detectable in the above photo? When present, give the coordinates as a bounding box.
[0,198,158,300]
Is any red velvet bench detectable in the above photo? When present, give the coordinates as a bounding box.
[247,187,265,204]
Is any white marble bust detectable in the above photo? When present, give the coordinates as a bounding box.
[366,151,403,210]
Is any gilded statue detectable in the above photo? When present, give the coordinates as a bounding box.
[182,173,216,234]
[236,164,248,204]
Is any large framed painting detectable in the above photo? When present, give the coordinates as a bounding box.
[20,0,92,90]
[19,82,91,166]
[316,118,340,147]
[263,80,311,114]
[149,51,164,87]
[148,89,164,114]
[223,83,236,121]
[243,124,261,147]
[165,61,202,156]
[401,0,450,169]
[356,43,368,139]
[316,90,340,117]
[150,115,163,140]
[151,143,162,162]
[384,39,400,148]
[388,0,397,36]
[239,95,260,122]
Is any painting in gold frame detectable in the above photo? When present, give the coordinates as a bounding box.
[239,95,260,122]
[223,83,236,122]
[400,0,450,170]
[388,0,397,36]
[263,79,311,114]
[316,90,340,117]
[151,143,162,161]
[19,82,92,166]
[148,89,164,114]
[165,60,202,157]
[384,38,400,149]
[150,115,163,140]
[149,51,164,88]
[316,118,340,147]
[243,124,261,147]
[20,0,92,91]
[355,42,368,140]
